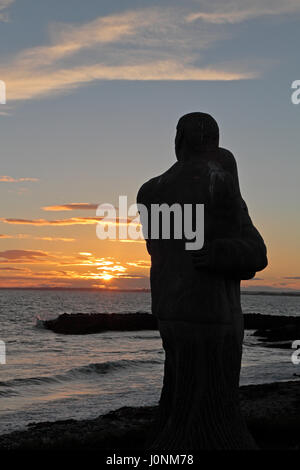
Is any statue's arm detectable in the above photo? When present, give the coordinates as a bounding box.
[191,199,267,279]
[202,150,267,278]
[208,199,268,278]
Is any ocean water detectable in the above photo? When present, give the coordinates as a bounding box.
[0,289,300,435]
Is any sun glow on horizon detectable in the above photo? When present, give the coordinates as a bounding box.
[100,273,114,281]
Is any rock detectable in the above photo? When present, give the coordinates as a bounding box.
[245,314,300,330]
[253,324,300,342]
[40,312,300,336]
[39,312,300,336]
[42,312,158,335]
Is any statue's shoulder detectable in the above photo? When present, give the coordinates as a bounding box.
[137,177,157,204]
[137,163,178,204]
[219,147,237,168]
[218,147,238,172]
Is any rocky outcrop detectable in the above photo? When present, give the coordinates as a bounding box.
[253,324,300,341]
[41,312,158,334]
[246,314,300,331]
[250,315,300,348]
[40,312,300,336]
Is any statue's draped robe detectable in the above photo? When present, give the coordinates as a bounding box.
[137,147,267,450]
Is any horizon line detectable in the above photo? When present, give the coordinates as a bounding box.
[0,287,300,296]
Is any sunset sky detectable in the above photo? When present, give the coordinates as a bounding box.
[0,0,299,291]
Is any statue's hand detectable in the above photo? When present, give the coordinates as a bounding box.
[189,246,210,269]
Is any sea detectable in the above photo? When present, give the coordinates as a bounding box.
[0,289,299,435]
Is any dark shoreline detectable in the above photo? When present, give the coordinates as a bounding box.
[1,380,300,451]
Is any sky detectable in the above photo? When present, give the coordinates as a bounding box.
[0,0,299,291]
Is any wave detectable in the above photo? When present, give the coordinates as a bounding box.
[0,389,20,397]
[67,358,161,377]
[0,358,163,391]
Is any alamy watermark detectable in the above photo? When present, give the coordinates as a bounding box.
[291,340,300,365]
[96,196,204,250]
[291,80,300,105]
[0,341,6,364]
[0,80,6,104]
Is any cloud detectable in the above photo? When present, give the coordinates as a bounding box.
[127,260,151,268]
[0,6,258,102]
[284,276,300,280]
[0,266,28,271]
[0,249,92,266]
[0,175,38,183]
[0,270,145,288]
[0,217,103,226]
[0,233,75,242]
[42,203,99,211]
[0,249,82,266]
[32,236,75,242]
[0,249,49,262]
[4,61,255,101]
[187,0,300,24]
[0,216,138,226]
[0,252,147,288]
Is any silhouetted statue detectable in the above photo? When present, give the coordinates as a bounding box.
[137,112,268,450]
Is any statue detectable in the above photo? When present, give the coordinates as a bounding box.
[137,112,268,450]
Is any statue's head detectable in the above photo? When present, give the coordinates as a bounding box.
[175,112,219,161]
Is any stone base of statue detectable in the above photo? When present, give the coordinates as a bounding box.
[147,320,257,450]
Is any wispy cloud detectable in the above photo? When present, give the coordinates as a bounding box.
[0,266,29,272]
[187,0,300,24]
[0,217,103,226]
[0,6,259,102]
[0,175,38,183]
[127,260,151,268]
[0,249,92,266]
[0,249,49,262]
[42,203,99,211]
[4,61,255,102]
[0,233,75,242]
[0,216,139,226]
